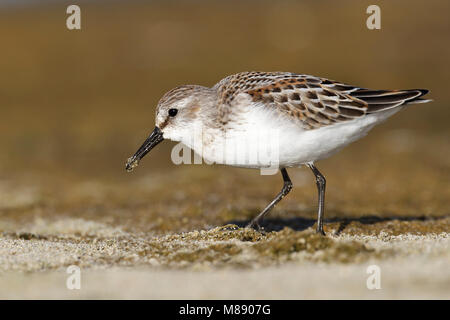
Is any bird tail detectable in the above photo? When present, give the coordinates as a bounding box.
[350,89,431,113]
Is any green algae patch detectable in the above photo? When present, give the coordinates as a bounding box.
[166,224,266,242]
[132,226,377,269]
[252,228,374,264]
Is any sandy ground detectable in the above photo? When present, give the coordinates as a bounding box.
[0,217,449,299]
[2,258,449,300]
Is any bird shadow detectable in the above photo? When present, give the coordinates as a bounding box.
[225,213,448,235]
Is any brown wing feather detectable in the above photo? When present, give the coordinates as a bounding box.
[215,72,430,130]
[244,74,369,129]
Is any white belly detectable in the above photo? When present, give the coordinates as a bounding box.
[198,106,401,168]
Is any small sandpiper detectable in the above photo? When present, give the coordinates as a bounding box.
[125,71,430,235]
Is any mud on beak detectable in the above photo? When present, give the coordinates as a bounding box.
[125,126,164,172]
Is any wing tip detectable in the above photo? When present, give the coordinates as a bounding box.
[407,89,432,105]
[363,88,432,113]
[415,88,429,97]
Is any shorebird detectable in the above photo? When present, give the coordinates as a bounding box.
[125,71,430,235]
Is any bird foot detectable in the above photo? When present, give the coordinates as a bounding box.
[316,227,326,236]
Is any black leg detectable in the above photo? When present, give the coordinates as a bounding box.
[307,163,326,235]
[247,168,293,230]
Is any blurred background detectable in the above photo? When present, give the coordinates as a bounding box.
[0,0,449,234]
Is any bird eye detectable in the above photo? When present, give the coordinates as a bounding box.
[168,108,178,117]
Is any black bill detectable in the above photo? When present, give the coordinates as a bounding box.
[125,126,164,172]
